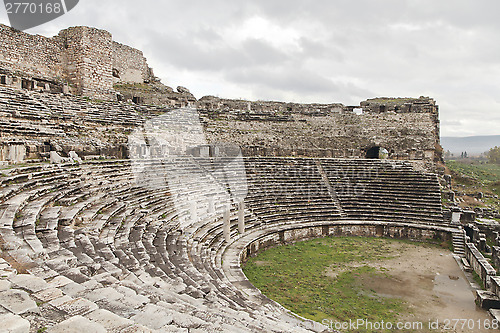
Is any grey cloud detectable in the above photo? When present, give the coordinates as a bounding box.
[241,38,289,66]
[227,67,338,94]
[145,30,292,72]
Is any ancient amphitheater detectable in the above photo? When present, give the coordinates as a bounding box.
[0,24,498,333]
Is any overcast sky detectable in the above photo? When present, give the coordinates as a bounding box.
[1,0,499,137]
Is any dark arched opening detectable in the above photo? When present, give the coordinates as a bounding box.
[366,146,380,159]
[366,146,389,159]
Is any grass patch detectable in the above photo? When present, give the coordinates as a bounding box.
[472,271,485,289]
[445,161,500,210]
[446,161,500,185]
[243,236,431,332]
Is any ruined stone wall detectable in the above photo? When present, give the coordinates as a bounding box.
[199,96,441,164]
[198,95,343,116]
[242,222,452,262]
[0,24,63,81]
[0,24,154,100]
[58,27,114,100]
[112,42,152,84]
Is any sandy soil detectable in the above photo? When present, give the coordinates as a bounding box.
[328,242,494,333]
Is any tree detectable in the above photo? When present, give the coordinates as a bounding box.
[488,146,500,164]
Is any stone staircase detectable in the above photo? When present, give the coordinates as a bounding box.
[452,229,466,256]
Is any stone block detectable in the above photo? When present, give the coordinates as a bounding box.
[0,289,38,315]
[47,276,73,288]
[0,313,30,333]
[9,274,49,293]
[86,309,132,331]
[32,288,64,303]
[476,290,500,310]
[46,315,106,333]
[58,282,86,297]
[130,304,173,329]
[52,297,98,316]
[83,287,122,302]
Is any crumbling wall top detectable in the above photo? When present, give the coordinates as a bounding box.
[360,96,438,114]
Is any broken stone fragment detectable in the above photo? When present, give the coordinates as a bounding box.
[176,86,191,94]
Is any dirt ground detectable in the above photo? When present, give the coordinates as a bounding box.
[332,242,495,333]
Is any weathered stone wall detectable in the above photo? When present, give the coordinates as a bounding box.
[112,42,152,84]
[0,24,62,81]
[199,96,441,164]
[58,27,114,100]
[0,142,26,163]
[0,24,154,100]
[465,242,496,287]
[241,222,452,262]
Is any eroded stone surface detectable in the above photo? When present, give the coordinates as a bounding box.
[46,315,106,333]
[131,304,173,329]
[31,288,64,303]
[0,313,30,333]
[86,309,133,331]
[52,297,99,316]
[0,289,39,315]
[9,274,49,293]
[0,279,11,292]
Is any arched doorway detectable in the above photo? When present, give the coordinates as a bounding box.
[366,146,380,159]
[366,146,389,159]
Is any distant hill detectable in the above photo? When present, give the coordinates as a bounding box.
[441,135,500,156]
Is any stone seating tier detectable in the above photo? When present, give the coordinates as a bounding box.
[0,157,446,332]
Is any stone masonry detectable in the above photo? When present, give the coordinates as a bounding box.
[0,24,155,100]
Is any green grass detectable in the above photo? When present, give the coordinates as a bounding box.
[472,271,484,289]
[243,236,444,332]
[446,161,500,209]
[447,160,500,185]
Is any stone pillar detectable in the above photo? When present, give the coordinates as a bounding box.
[238,201,245,234]
[223,205,231,243]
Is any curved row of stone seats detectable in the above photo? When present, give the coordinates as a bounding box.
[318,159,444,224]
[0,86,53,120]
[1,159,316,332]
[243,157,343,225]
[130,160,273,311]
[28,89,171,126]
[184,197,328,332]
[3,161,188,330]
[0,118,65,137]
[0,156,444,332]
[58,163,312,330]
[0,163,170,332]
[0,86,171,130]
[112,160,324,330]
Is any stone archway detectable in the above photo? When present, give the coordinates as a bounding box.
[366,146,380,159]
[366,146,389,159]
